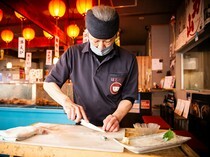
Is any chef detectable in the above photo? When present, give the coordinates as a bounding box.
[43,5,138,132]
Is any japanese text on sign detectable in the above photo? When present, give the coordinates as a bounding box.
[18,37,25,58]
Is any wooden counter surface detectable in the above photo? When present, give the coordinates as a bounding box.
[0,127,199,157]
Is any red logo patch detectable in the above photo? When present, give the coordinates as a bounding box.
[110,82,122,95]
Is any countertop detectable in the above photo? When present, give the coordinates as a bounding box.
[0,123,199,157]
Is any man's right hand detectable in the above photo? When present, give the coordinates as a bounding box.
[63,103,89,123]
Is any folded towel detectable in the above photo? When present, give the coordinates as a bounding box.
[0,125,47,142]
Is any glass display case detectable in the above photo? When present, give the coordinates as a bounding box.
[0,82,73,106]
[0,82,74,129]
[182,38,210,91]
[0,83,36,105]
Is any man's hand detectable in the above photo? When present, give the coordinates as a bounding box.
[63,103,88,123]
[102,114,119,132]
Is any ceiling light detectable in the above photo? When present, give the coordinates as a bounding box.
[43,30,53,39]
[14,11,26,21]
[6,62,12,69]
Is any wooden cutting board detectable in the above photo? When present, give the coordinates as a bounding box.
[17,123,125,153]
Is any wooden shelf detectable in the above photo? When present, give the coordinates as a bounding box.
[151,88,175,92]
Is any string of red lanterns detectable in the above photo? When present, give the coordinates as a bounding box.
[1,0,92,45]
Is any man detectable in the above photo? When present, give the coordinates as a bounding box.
[43,5,138,132]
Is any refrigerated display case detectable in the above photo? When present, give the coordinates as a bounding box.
[0,82,74,129]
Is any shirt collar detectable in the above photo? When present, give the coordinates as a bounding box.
[81,42,90,54]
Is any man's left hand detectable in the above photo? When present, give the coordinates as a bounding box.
[102,114,119,132]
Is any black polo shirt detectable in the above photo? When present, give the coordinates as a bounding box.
[45,42,138,126]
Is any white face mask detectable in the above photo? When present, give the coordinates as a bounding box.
[90,43,114,56]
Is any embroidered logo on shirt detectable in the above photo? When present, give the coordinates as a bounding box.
[110,82,122,95]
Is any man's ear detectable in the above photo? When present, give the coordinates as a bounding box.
[83,29,89,43]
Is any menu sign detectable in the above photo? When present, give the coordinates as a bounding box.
[54,36,59,57]
[174,99,191,118]
[18,37,25,58]
[25,52,32,67]
[46,50,52,65]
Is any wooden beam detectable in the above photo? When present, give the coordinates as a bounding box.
[1,0,67,45]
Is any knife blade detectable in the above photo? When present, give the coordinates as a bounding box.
[80,119,106,133]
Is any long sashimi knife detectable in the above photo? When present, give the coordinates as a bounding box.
[80,119,106,133]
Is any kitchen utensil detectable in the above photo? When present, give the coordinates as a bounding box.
[80,119,106,133]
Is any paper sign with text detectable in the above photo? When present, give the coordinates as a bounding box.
[25,52,32,67]
[54,36,59,57]
[46,50,52,65]
[18,37,25,58]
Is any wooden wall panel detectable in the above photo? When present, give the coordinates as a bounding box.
[136,56,152,91]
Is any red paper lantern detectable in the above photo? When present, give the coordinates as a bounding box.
[22,27,35,41]
[76,0,92,16]
[1,29,14,43]
[48,0,66,19]
[67,24,80,39]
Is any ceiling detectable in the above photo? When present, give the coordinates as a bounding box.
[0,0,182,55]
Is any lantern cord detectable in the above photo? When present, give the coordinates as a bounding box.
[21,21,24,33]
[26,40,30,53]
[55,18,58,36]
[55,18,58,26]
[72,38,75,45]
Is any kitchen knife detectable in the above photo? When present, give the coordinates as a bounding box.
[80,119,106,133]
